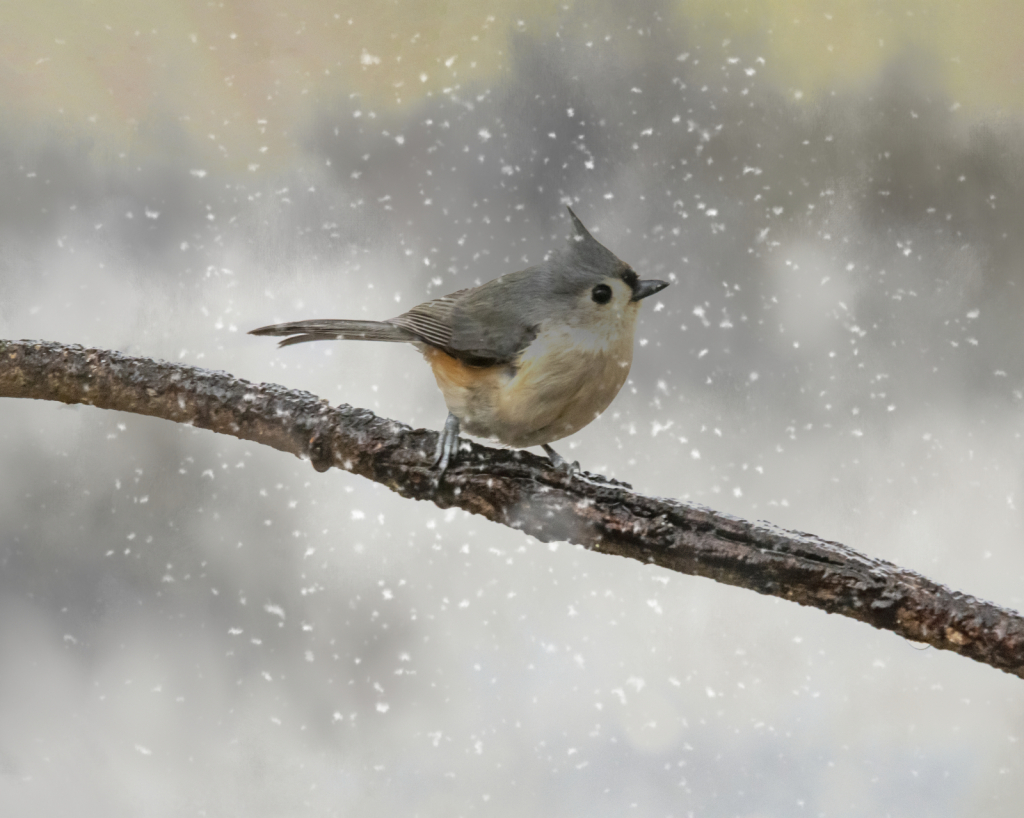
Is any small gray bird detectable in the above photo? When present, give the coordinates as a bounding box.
[250,208,669,475]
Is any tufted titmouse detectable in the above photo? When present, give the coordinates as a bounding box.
[250,208,669,475]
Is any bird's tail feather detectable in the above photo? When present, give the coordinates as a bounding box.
[249,319,415,348]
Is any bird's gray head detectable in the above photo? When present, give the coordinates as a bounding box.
[554,207,670,303]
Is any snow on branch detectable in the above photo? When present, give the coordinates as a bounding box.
[2,339,1023,679]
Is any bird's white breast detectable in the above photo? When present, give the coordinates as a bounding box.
[491,315,636,447]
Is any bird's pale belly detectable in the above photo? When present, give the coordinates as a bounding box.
[422,323,635,448]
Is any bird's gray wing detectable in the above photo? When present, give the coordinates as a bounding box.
[388,273,542,366]
[387,290,466,353]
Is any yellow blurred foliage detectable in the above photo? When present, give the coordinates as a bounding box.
[2,0,1021,164]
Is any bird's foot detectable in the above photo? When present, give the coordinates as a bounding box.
[432,413,461,478]
[542,444,580,476]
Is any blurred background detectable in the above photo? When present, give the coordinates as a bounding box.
[2,1,1023,815]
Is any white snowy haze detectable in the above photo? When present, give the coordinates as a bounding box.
[1,2,1023,816]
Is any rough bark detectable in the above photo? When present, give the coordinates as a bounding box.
[2,338,1023,679]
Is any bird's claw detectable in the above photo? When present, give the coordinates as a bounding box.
[542,444,580,476]
[432,413,461,478]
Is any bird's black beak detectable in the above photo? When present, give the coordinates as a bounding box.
[631,279,670,302]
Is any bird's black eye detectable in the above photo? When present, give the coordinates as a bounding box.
[591,284,612,304]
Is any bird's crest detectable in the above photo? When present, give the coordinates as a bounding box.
[563,206,623,275]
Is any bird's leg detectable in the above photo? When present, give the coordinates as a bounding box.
[541,444,580,476]
[432,412,462,476]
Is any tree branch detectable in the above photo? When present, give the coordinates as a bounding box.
[2,338,1023,679]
